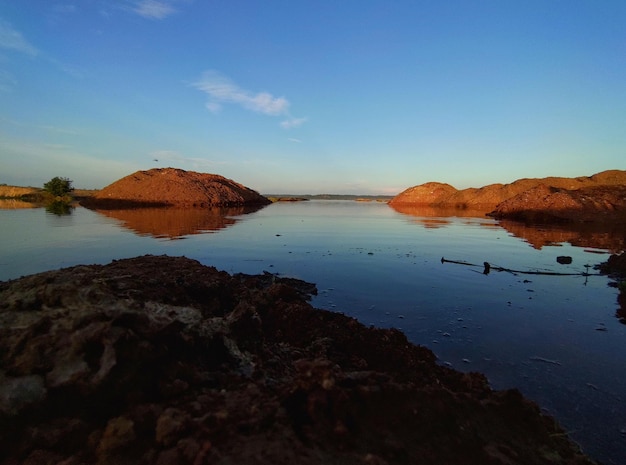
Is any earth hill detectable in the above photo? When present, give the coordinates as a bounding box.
[390,169,626,223]
[83,168,271,208]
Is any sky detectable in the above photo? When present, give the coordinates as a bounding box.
[0,0,625,194]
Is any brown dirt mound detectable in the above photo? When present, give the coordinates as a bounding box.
[0,256,596,465]
[390,170,626,214]
[84,168,270,208]
[387,182,457,205]
[489,184,626,223]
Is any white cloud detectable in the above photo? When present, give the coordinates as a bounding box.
[280,117,307,129]
[133,0,177,20]
[0,19,81,79]
[192,70,307,129]
[193,71,290,116]
[288,138,302,143]
[205,101,222,114]
[0,19,38,56]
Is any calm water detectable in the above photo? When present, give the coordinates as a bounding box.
[1,201,625,464]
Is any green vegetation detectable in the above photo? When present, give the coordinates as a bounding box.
[46,200,74,216]
[44,177,74,198]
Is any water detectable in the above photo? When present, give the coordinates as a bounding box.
[1,201,625,464]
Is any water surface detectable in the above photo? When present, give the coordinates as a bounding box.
[1,201,624,463]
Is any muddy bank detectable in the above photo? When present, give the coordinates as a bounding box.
[0,255,597,464]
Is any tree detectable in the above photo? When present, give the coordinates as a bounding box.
[44,177,74,197]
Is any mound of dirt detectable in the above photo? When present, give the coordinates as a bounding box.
[0,255,596,464]
[386,182,457,205]
[83,168,271,208]
[489,184,626,223]
[390,170,626,217]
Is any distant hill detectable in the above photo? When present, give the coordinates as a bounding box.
[264,194,394,201]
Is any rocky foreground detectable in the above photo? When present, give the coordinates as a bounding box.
[81,168,271,208]
[390,170,626,223]
[0,256,596,465]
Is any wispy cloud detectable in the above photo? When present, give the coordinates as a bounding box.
[193,71,289,116]
[280,117,307,129]
[0,117,79,135]
[133,0,177,20]
[0,19,38,56]
[192,70,306,128]
[0,70,16,92]
[288,138,302,143]
[0,137,141,188]
[52,4,77,14]
[150,150,227,168]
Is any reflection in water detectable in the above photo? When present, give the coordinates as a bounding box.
[0,199,39,209]
[389,204,490,220]
[91,205,265,239]
[46,201,74,216]
[390,204,626,252]
[497,219,626,253]
[389,204,501,231]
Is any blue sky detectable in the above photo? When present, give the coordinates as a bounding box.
[1,1,625,194]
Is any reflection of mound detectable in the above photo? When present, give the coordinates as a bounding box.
[498,220,626,252]
[389,204,493,229]
[0,199,39,209]
[94,206,263,239]
[389,204,489,219]
[390,204,625,251]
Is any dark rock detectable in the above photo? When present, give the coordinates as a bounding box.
[557,256,573,265]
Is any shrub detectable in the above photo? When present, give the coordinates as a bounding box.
[44,177,74,197]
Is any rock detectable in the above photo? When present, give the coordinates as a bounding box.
[0,255,598,464]
[556,256,573,265]
[0,373,46,416]
[97,416,136,456]
[82,168,271,208]
[598,252,626,276]
[598,252,626,321]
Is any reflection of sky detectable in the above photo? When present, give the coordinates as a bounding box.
[0,201,624,463]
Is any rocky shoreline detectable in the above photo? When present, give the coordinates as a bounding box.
[0,255,598,464]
